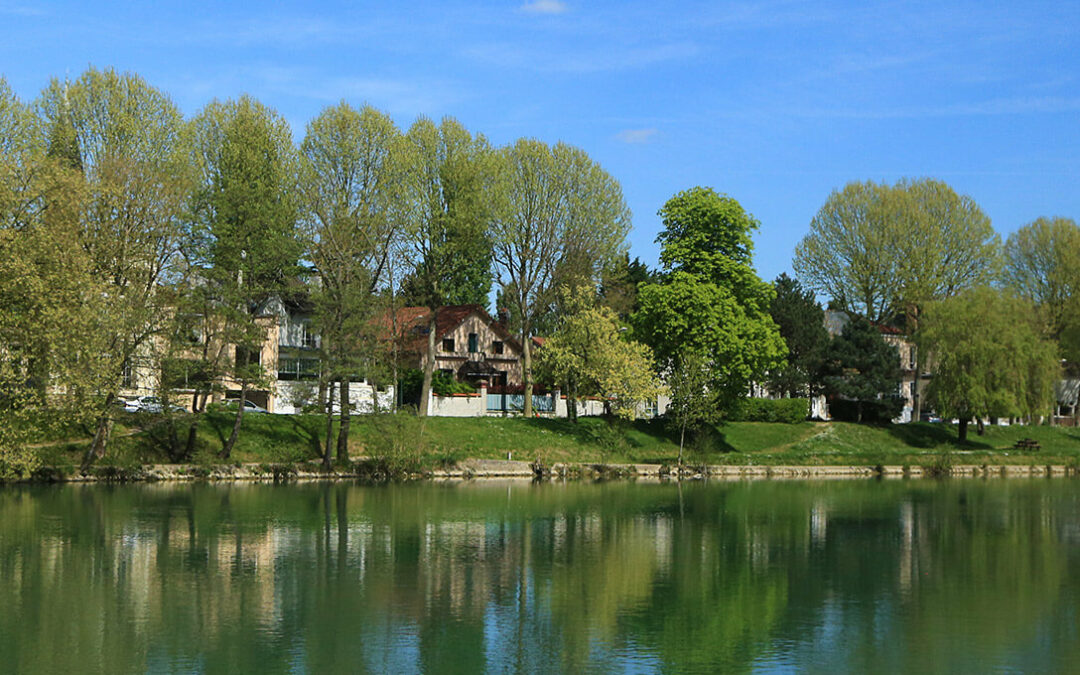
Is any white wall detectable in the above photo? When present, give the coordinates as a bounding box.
[275,380,394,415]
[430,394,485,417]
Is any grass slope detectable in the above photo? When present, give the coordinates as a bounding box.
[28,412,1080,472]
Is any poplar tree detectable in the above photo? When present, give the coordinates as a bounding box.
[191,95,303,459]
[301,102,404,465]
[491,139,630,416]
[401,117,495,416]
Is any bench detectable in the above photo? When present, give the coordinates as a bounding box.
[1014,438,1041,451]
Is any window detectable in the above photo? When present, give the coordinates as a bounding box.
[492,340,504,355]
[468,333,478,353]
[442,338,455,352]
[121,359,134,388]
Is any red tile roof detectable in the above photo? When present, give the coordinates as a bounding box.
[378,304,522,354]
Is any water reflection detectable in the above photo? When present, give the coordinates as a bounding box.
[1,479,1078,673]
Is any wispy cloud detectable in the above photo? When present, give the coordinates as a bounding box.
[0,2,47,17]
[520,0,568,15]
[616,128,657,144]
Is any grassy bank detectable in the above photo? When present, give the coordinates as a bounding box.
[24,411,1080,474]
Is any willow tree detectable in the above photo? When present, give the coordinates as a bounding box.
[301,102,404,465]
[919,287,1059,441]
[191,95,303,459]
[491,139,630,416]
[401,117,495,417]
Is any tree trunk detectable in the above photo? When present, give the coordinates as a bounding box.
[81,392,116,471]
[336,379,350,464]
[856,400,863,424]
[522,334,533,417]
[419,309,437,417]
[976,417,985,436]
[678,422,686,467]
[220,384,247,459]
[958,417,969,442]
[323,382,335,469]
[184,390,206,460]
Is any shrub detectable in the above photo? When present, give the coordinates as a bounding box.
[730,398,809,424]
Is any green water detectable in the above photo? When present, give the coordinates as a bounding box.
[1,479,1079,674]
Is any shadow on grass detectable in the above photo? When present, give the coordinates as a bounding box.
[885,422,993,450]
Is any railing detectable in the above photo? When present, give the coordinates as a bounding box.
[486,392,555,413]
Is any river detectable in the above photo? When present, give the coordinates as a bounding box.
[1,478,1078,673]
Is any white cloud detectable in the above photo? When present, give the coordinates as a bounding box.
[616,128,658,144]
[520,0,567,15]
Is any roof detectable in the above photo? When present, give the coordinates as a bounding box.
[379,304,522,354]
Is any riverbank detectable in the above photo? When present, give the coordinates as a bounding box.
[17,412,1080,483]
[18,457,1080,484]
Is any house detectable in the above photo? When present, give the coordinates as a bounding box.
[823,310,921,423]
[387,304,524,389]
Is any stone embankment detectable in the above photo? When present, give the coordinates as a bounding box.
[20,459,1077,483]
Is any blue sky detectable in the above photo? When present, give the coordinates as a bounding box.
[2,0,1078,282]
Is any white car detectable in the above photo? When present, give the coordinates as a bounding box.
[123,396,187,414]
[224,399,270,414]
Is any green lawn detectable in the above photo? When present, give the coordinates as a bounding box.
[26,411,1080,473]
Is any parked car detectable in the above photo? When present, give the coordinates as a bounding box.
[123,396,187,414]
[223,399,270,414]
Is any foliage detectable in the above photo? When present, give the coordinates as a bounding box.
[663,350,721,464]
[793,178,1000,323]
[633,187,785,412]
[820,315,903,423]
[1002,216,1080,358]
[535,287,660,420]
[190,95,304,458]
[730,398,809,424]
[600,253,655,320]
[919,287,1060,441]
[491,139,630,416]
[768,273,829,398]
[300,102,405,463]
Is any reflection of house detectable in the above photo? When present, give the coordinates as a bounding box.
[388,305,524,389]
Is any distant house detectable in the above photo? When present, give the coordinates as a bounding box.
[387,304,524,389]
[823,310,921,423]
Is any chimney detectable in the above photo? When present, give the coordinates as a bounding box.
[497,307,509,327]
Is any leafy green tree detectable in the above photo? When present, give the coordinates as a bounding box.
[191,95,303,459]
[633,187,785,411]
[794,178,1000,419]
[768,273,829,398]
[819,315,902,423]
[1002,217,1080,356]
[401,117,496,416]
[491,139,630,416]
[535,286,659,421]
[919,287,1059,441]
[301,102,404,465]
[665,350,720,466]
[34,68,194,469]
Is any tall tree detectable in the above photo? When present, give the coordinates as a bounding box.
[191,95,303,459]
[633,187,785,411]
[819,315,902,424]
[34,69,194,469]
[664,349,720,467]
[1002,217,1080,353]
[491,139,630,416]
[600,253,654,321]
[768,273,829,398]
[794,177,1000,419]
[919,287,1059,441]
[301,102,405,466]
[401,117,495,417]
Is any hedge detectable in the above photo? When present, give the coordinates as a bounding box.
[730,398,809,424]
